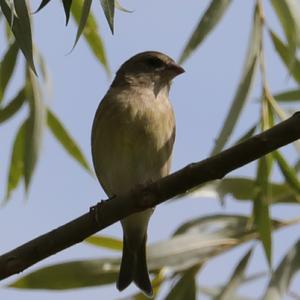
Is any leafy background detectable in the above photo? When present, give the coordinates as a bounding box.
[1,0,300,299]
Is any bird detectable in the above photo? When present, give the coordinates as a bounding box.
[91,51,184,296]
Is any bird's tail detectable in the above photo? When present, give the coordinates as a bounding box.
[117,235,153,297]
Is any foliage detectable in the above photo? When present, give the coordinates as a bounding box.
[1,0,300,299]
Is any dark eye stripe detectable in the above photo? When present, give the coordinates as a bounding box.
[145,57,164,68]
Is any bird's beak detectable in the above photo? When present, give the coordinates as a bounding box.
[167,62,185,76]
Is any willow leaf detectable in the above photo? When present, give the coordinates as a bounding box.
[100,0,114,33]
[273,151,300,195]
[0,0,37,74]
[270,0,300,68]
[10,215,295,290]
[233,123,257,146]
[211,4,260,155]
[274,88,300,102]
[24,68,45,190]
[0,88,25,123]
[269,30,300,84]
[34,0,52,13]
[253,99,274,266]
[185,177,300,205]
[211,58,257,155]
[215,248,253,300]
[164,268,197,300]
[71,0,110,74]
[62,0,73,25]
[115,0,132,13]
[5,121,26,202]
[72,0,92,49]
[47,109,92,173]
[263,240,300,300]
[85,235,122,251]
[179,0,232,64]
[0,40,19,102]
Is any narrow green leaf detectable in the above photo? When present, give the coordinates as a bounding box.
[7,0,15,28]
[71,0,92,49]
[295,159,300,172]
[4,121,26,202]
[273,151,300,195]
[47,109,92,173]
[199,272,266,299]
[71,0,110,74]
[24,68,45,190]
[271,0,300,44]
[0,88,25,124]
[263,240,300,300]
[163,215,286,275]
[121,291,150,300]
[211,58,257,155]
[35,49,52,95]
[10,258,120,289]
[199,286,255,300]
[215,248,253,300]
[147,213,280,265]
[211,5,260,155]
[0,0,37,74]
[173,214,277,238]
[285,0,300,37]
[274,89,300,102]
[264,91,287,122]
[10,215,296,290]
[253,137,273,265]
[233,123,257,146]
[185,177,300,204]
[34,0,52,13]
[263,92,300,154]
[62,0,73,25]
[179,0,232,64]
[270,0,300,68]
[85,235,122,251]
[270,0,295,50]
[269,30,300,84]
[0,40,19,102]
[99,0,115,33]
[115,0,133,13]
[265,94,299,153]
[164,268,197,300]
[268,95,300,153]
[253,157,272,266]
[5,19,15,42]
[252,97,274,266]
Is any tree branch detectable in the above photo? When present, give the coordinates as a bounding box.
[1,112,300,280]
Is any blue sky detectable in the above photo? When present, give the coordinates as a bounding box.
[1,1,300,299]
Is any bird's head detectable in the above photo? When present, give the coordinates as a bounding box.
[113,51,184,94]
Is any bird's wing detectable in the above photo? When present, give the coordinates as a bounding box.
[91,95,114,196]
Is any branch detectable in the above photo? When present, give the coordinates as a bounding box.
[1,112,300,280]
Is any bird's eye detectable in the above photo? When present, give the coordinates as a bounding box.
[144,57,164,68]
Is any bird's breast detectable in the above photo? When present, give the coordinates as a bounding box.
[91,87,175,195]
